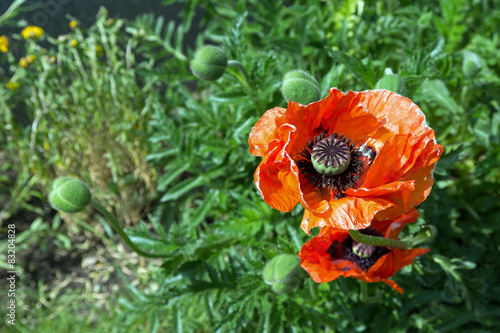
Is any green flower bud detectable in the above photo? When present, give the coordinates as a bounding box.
[49,177,91,213]
[375,74,407,97]
[263,254,302,294]
[190,45,228,81]
[282,70,321,105]
[462,51,482,78]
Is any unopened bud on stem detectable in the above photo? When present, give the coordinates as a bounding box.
[49,177,91,213]
[190,45,228,81]
[282,70,321,105]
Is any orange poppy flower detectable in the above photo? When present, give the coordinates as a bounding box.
[299,209,429,293]
[249,88,443,233]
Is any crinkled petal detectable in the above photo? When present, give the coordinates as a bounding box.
[249,107,286,157]
[358,132,443,219]
[360,89,430,139]
[254,138,300,212]
[323,89,384,145]
[371,209,420,238]
[300,196,395,234]
[345,180,415,210]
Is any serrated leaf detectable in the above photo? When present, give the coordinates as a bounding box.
[416,79,460,113]
[327,50,376,88]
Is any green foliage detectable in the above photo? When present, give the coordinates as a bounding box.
[1,0,500,332]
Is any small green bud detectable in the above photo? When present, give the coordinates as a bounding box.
[282,70,321,105]
[375,74,407,97]
[462,51,482,78]
[49,177,91,213]
[190,45,228,81]
[263,254,302,294]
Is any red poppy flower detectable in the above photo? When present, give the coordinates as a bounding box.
[298,209,428,293]
[249,88,443,233]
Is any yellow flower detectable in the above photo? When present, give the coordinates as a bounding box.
[19,57,28,68]
[70,39,78,47]
[43,142,50,150]
[19,55,36,68]
[96,45,103,57]
[48,55,56,63]
[21,26,44,39]
[0,35,9,53]
[69,20,79,29]
[6,81,19,90]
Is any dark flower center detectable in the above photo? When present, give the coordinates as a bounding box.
[297,131,376,199]
[327,228,391,272]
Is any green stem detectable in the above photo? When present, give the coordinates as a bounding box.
[359,281,382,304]
[227,60,251,83]
[348,229,409,249]
[227,60,265,114]
[308,279,319,301]
[405,225,436,247]
[91,199,167,258]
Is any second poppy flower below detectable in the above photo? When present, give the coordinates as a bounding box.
[299,209,429,293]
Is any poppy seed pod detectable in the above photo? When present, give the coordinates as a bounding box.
[190,45,228,81]
[282,70,321,105]
[263,254,302,294]
[49,177,91,213]
[375,74,407,97]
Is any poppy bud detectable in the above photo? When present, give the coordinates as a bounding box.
[263,254,302,294]
[190,45,228,81]
[49,177,91,213]
[282,70,321,105]
[462,51,482,78]
[375,74,407,97]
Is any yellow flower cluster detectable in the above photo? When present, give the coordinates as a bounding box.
[0,35,8,53]
[19,55,36,68]
[21,26,44,39]
[70,39,78,47]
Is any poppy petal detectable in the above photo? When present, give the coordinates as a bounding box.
[360,89,430,139]
[254,126,300,212]
[300,196,395,233]
[323,89,384,145]
[371,209,420,238]
[249,107,286,157]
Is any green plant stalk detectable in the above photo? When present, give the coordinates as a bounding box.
[308,279,318,301]
[359,281,382,304]
[227,60,265,114]
[348,230,409,249]
[90,199,167,258]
